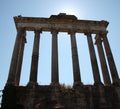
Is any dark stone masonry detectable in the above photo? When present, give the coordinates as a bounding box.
[1,13,120,109]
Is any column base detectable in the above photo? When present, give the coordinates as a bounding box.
[112,79,120,86]
[27,81,38,88]
[73,81,83,88]
[94,82,103,86]
[5,82,15,87]
[51,82,60,87]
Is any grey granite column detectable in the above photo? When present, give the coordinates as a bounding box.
[15,31,26,86]
[95,35,111,85]
[102,34,119,84]
[69,31,82,86]
[29,30,41,85]
[7,27,24,85]
[85,32,101,85]
[51,30,59,85]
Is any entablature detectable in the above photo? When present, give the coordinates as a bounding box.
[14,14,109,34]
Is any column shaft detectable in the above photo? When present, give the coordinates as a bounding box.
[85,33,101,84]
[29,30,41,84]
[15,32,26,86]
[95,36,111,85]
[51,30,59,84]
[103,35,119,83]
[7,27,24,85]
[70,31,82,85]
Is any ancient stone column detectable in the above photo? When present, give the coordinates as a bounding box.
[69,31,82,86]
[85,32,101,84]
[7,27,24,85]
[95,34,111,85]
[102,33,119,84]
[51,30,59,85]
[15,31,26,86]
[29,30,41,85]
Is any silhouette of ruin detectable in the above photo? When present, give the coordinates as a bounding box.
[1,13,120,109]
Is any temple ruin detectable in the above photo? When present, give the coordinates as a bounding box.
[1,13,120,109]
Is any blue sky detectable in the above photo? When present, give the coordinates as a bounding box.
[0,0,120,103]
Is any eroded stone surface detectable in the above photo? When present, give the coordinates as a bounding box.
[1,85,120,109]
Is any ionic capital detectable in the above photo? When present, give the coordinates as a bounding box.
[68,29,76,35]
[21,30,27,43]
[95,34,103,45]
[17,27,25,32]
[34,29,42,34]
[98,31,108,38]
[51,29,58,35]
[84,31,92,36]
